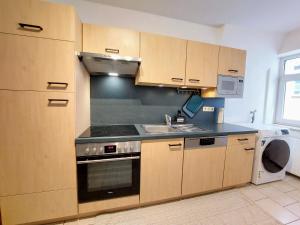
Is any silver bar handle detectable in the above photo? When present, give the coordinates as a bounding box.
[77,156,140,164]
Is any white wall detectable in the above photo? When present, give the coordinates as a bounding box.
[53,0,284,124]
[279,28,300,55]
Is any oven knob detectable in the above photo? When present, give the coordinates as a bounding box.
[92,147,97,153]
[99,147,103,153]
[85,147,90,155]
[130,145,133,152]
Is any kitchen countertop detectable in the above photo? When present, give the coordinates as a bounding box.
[75,123,258,144]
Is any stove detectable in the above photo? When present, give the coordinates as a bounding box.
[79,125,139,138]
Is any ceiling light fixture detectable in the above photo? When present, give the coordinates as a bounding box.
[108,72,119,76]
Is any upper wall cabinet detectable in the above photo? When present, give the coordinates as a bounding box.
[136,32,187,86]
[0,33,75,92]
[186,41,220,88]
[0,0,75,41]
[82,24,140,57]
[218,46,246,76]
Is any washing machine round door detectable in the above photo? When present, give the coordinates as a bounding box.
[262,139,290,173]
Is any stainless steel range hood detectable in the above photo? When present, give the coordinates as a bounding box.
[78,52,141,76]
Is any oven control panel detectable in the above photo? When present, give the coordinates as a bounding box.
[76,141,141,157]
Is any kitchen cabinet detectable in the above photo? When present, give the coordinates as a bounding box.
[0,91,76,197]
[182,146,226,196]
[185,41,220,88]
[223,134,256,187]
[0,33,75,92]
[218,46,246,76]
[1,189,77,225]
[0,0,75,41]
[140,139,184,204]
[82,23,140,57]
[136,32,187,87]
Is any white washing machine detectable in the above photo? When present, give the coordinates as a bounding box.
[235,123,291,185]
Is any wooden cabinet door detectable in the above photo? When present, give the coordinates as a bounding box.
[140,139,184,204]
[182,147,226,196]
[0,90,76,196]
[186,41,219,88]
[1,189,77,225]
[0,0,75,41]
[0,33,74,92]
[137,32,187,86]
[223,134,256,187]
[218,47,246,76]
[83,23,140,57]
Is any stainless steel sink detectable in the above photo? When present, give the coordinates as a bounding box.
[141,124,206,134]
[141,125,178,134]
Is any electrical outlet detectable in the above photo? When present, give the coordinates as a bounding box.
[203,106,215,112]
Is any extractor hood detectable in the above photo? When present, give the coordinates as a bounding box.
[78,52,141,76]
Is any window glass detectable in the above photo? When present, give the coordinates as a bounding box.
[283,81,300,121]
[284,58,300,75]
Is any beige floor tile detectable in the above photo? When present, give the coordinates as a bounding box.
[255,198,299,224]
[288,220,300,225]
[271,181,297,193]
[78,217,95,225]
[284,176,300,189]
[64,220,79,225]
[240,186,267,202]
[255,219,283,225]
[258,186,297,206]
[286,203,300,217]
[287,190,300,202]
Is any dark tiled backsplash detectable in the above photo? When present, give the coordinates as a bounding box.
[90,76,224,125]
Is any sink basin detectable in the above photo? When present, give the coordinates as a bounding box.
[142,125,177,134]
[141,124,206,134]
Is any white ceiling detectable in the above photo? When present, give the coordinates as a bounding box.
[86,0,300,33]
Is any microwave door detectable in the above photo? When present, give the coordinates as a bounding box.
[218,76,238,95]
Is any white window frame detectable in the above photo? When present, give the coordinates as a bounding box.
[275,53,300,127]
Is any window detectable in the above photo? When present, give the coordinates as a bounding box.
[276,54,300,126]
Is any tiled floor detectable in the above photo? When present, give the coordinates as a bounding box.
[63,175,300,225]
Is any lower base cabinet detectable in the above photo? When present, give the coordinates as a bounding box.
[182,146,226,196]
[1,189,77,225]
[223,134,256,187]
[140,139,184,204]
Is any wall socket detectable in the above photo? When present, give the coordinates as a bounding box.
[203,106,215,112]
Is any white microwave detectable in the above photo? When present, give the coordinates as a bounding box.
[217,75,244,98]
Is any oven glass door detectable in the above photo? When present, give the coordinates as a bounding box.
[77,153,140,203]
[217,76,238,95]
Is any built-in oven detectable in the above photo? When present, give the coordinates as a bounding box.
[76,141,140,203]
[217,75,244,98]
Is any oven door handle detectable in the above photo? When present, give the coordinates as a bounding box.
[77,156,140,164]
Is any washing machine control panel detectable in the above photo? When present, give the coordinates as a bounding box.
[281,129,289,135]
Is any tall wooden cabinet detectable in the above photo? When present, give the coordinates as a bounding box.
[0,1,79,224]
[136,32,187,86]
[140,139,184,204]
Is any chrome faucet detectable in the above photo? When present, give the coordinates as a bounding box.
[250,110,257,123]
[165,114,172,127]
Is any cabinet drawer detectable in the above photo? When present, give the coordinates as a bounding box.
[0,33,74,92]
[0,0,75,41]
[83,24,140,57]
[0,91,76,196]
[1,189,77,225]
[228,134,256,148]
